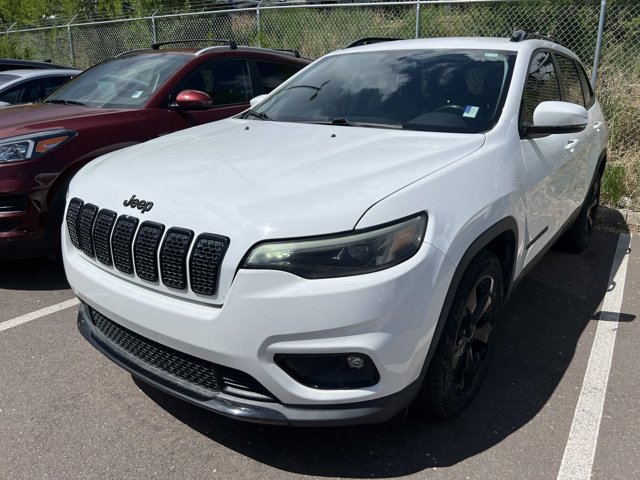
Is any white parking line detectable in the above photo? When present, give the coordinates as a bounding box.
[557,233,631,480]
[0,298,80,333]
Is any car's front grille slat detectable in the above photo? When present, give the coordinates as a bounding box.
[134,221,165,282]
[78,203,99,258]
[93,209,117,266]
[112,215,139,274]
[160,228,193,290]
[190,234,229,296]
[66,198,84,249]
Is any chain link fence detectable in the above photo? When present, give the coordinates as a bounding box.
[1,0,639,205]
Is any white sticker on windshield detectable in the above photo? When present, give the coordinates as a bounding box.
[463,106,480,118]
[485,52,499,58]
[132,91,143,99]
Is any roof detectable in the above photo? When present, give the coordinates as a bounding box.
[0,69,81,79]
[333,37,578,59]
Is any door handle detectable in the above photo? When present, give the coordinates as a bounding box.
[565,139,580,151]
[593,122,603,130]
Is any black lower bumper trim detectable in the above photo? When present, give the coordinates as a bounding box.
[77,302,421,426]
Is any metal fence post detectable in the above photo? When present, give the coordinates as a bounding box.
[66,15,78,66]
[591,0,607,88]
[151,11,158,44]
[256,0,266,48]
[415,1,421,39]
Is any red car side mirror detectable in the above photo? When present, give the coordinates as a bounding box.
[175,90,213,110]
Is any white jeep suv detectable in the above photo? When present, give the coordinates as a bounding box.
[63,32,607,426]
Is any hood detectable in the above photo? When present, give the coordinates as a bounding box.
[70,118,484,302]
[0,103,122,136]
[74,118,484,237]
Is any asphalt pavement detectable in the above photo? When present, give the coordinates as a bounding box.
[0,217,638,480]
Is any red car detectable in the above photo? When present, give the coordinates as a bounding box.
[0,42,309,258]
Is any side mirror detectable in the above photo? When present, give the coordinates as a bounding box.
[249,94,268,109]
[521,101,588,137]
[174,90,213,110]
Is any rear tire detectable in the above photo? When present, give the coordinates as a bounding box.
[558,174,601,253]
[421,250,504,419]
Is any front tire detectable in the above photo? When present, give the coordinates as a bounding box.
[422,250,504,418]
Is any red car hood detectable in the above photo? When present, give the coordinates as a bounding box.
[0,103,124,137]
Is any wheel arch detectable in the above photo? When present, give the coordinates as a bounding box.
[410,217,519,405]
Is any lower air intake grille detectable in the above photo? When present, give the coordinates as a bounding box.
[87,306,277,402]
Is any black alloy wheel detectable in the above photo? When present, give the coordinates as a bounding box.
[422,250,504,418]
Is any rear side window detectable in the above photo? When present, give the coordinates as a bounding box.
[521,51,561,125]
[575,62,595,108]
[256,61,301,94]
[555,54,585,107]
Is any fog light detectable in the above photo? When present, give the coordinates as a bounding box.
[346,355,365,369]
[274,353,379,389]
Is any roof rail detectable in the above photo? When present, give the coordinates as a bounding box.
[509,29,565,47]
[345,37,401,49]
[151,39,238,51]
[274,48,301,58]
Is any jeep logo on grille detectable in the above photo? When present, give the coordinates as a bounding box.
[123,194,154,213]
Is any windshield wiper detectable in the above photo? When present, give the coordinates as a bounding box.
[46,99,87,106]
[312,118,403,129]
[244,109,272,121]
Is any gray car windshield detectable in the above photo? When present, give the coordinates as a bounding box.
[46,53,191,109]
[251,50,516,133]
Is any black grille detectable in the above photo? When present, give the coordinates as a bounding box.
[78,204,98,258]
[190,234,229,296]
[67,198,229,298]
[112,216,139,274]
[93,209,117,266]
[134,221,165,282]
[160,228,193,290]
[66,198,83,248]
[88,307,219,397]
[87,306,276,402]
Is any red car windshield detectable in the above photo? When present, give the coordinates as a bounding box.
[46,53,191,109]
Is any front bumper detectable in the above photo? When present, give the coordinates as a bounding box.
[78,301,423,426]
[66,226,454,424]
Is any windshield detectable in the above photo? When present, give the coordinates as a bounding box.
[0,74,19,87]
[46,53,191,109]
[252,50,516,133]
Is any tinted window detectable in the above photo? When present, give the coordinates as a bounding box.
[555,54,585,107]
[0,74,19,87]
[182,60,252,106]
[521,51,561,125]
[575,61,594,108]
[47,54,191,109]
[253,50,516,133]
[0,84,23,104]
[22,76,73,103]
[256,61,301,94]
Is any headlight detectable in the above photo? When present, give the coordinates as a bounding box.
[242,213,427,279]
[0,130,76,164]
